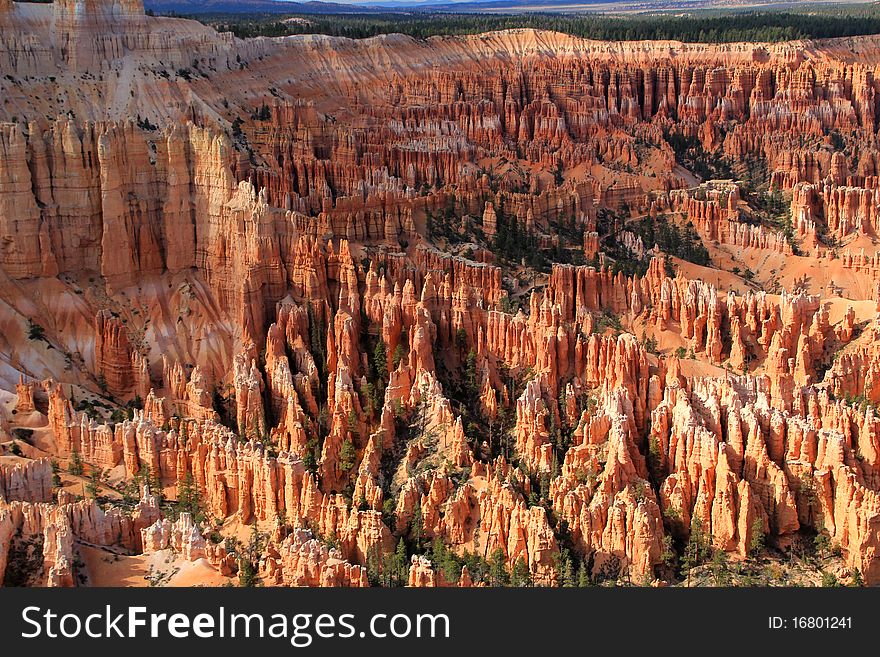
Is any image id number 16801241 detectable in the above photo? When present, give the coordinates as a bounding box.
[769,617,852,630]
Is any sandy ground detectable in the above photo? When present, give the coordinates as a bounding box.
[81,545,154,587]
[674,257,756,296]
[81,545,232,587]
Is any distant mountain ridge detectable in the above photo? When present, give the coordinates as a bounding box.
[143,0,386,14]
[141,0,869,15]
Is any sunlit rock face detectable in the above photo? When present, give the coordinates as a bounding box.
[1,1,880,588]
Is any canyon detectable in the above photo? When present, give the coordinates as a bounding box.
[1,0,880,588]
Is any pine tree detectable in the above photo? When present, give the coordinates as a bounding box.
[303,446,317,474]
[85,468,101,499]
[683,517,711,586]
[239,520,264,587]
[647,437,664,484]
[339,439,356,472]
[821,571,841,588]
[710,549,731,586]
[577,560,591,587]
[511,556,532,587]
[388,538,408,587]
[121,468,144,507]
[554,547,577,587]
[488,548,510,586]
[748,517,765,557]
[850,568,864,587]
[464,349,478,397]
[372,340,387,379]
[393,343,407,369]
[366,546,382,586]
[140,465,164,505]
[409,506,424,553]
[69,448,84,476]
[177,471,204,523]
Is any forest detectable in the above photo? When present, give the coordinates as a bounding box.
[198,8,880,43]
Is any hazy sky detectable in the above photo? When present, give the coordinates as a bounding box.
[278,0,843,5]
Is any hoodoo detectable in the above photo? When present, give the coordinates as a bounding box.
[0,0,879,589]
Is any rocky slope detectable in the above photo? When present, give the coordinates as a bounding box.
[0,0,878,587]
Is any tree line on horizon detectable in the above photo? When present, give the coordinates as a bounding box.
[200,9,880,43]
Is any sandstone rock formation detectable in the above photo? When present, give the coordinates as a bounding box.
[1,1,880,588]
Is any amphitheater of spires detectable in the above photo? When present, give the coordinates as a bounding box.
[2,0,880,587]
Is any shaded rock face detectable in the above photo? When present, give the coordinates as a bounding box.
[2,2,880,588]
[0,459,53,504]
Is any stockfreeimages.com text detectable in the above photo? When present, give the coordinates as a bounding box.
[21,605,450,647]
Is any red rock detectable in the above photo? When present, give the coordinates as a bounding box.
[4,4,880,588]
